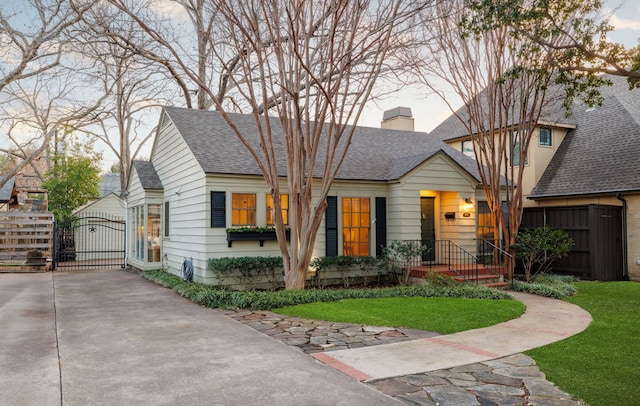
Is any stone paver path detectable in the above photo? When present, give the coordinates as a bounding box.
[227,310,583,406]
[371,354,581,406]
[224,310,438,353]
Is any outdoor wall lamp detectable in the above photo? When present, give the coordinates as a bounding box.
[461,197,474,217]
[463,198,474,210]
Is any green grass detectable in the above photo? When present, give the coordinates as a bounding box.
[274,296,525,334]
[526,281,640,406]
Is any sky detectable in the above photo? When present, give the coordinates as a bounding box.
[1,1,639,170]
[358,1,640,133]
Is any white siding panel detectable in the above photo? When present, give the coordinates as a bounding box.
[387,153,479,249]
[151,122,210,279]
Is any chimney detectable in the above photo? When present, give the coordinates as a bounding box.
[381,107,414,131]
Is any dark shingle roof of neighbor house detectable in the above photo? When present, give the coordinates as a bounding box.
[99,173,121,197]
[132,160,163,190]
[161,106,484,182]
[429,84,575,142]
[0,177,15,202]
[529,75,640,198]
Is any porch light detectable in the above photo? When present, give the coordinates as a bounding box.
[463,198,474,210]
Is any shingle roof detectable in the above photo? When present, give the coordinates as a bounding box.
[162,106,484,182]
[132,161,163,190]
[0,177,15,202]
[529,75,640,198]
[99,173,121,197]
[429,85,574,142]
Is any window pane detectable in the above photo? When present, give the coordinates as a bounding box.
[511,131,521,166]
[343,212,351,227]
[462,140,475,158]
[266,194,289,225]
[342,197,370,257]
[231,193,256,226]
[539,127,552,146]
[510,131,528,166]
[148,204,161,263]
[477,201,495,255]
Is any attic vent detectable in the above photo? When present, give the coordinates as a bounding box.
[585,106,596,112]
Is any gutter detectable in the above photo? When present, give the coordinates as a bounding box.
[616,193,629,281]
[529,188,640,200]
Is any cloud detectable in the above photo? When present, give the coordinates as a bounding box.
[610,14,640,31]
[151,0,190,23]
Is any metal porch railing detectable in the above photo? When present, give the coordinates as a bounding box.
[395,239,511,284]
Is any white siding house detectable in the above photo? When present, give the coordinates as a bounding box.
[127,107,501,284]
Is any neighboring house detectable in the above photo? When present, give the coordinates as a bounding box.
[70,173,126,262]
[99,173,122,198]
[0,177,15,211]
[127,106,502,284]
[71,192,126,262]
[432,75,640,281]
[7,157,49,212]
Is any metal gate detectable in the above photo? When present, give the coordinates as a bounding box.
[54,212,125,271]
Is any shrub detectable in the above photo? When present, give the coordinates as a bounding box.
[141,270,512,310]
[207,256,284,290]
[510,273,578,299]
[310,255,385,288]
[381,240,429,285]
[512,227,573,282]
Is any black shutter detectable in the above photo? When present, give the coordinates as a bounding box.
[164,201,170,237]
[325,196,338,257]
[211,191,226,228]
[375,197,387,257]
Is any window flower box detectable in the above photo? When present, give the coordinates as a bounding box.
[226,226,291,247]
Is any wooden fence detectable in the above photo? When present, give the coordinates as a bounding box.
[0,212,54,272]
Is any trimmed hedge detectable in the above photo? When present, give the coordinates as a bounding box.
[142,269,513,310]
[310,255,388,287]
[208,256,284,290]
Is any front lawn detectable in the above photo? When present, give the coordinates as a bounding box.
[274,296,525,334]
[526,281,640,406]
[143,270,637,404]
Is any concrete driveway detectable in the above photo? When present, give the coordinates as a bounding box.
[0,269,400,405]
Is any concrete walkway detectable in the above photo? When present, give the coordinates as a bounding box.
[0,269,592,405]
[312,292,592,381]
[0,270,401,405]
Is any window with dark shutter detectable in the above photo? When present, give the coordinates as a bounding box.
[325,196,338,257]
[211,191,226,228]
[375,197,387,257]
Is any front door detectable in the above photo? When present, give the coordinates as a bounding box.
[420,197,435,262]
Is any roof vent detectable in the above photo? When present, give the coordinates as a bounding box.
[381,107,414,131]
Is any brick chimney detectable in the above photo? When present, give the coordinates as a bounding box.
[381,107,414,131]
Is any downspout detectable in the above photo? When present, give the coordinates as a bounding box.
[123,191,129,269]
[616,193,629,281]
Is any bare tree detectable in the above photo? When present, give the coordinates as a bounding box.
[109,0,426,289]
[0,0,93,187]
[67,4,176,194]
[0,69,108,190]
[411,1,566,279]
[0,0,92,92]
